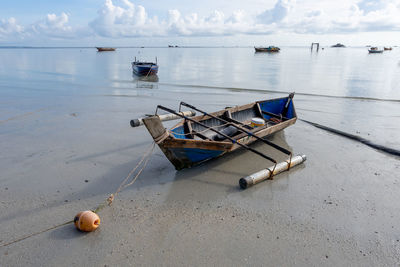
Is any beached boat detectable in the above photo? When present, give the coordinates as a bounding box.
[130,93,306,189]
[96,47,116,52]
[133,93,297,165]
[331,43,345,48]
[254,46,280,52]
[368,47,383,53]
[131,93,306,188]
[132,57,158,76]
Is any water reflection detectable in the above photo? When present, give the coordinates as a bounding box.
[162,131,295,203]
[132,73,159,89]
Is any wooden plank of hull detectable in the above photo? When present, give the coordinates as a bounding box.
[162,138,232,150]
[159,138,232,170]
[231,118,296,149]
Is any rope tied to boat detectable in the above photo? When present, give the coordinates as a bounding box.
[95,141,156,211]
[154,130,170,144]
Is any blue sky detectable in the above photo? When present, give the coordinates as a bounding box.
[1,0,399,46]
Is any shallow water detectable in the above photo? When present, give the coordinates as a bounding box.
[1,47,400,150]
[1,47,400,266]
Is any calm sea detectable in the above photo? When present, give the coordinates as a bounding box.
[1,47,399,150]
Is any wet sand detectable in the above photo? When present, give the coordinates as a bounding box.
[1,93,400,266]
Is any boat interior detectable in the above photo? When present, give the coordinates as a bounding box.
[170,97,296,142]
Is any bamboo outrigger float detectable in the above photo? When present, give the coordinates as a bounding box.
[131,93,306,188]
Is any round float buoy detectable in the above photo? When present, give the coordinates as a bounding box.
[74,211,100,232]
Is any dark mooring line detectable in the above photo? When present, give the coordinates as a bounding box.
[300,119,400,157]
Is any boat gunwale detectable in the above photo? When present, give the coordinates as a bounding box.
[169,95,294,132]
[161,95,296,149]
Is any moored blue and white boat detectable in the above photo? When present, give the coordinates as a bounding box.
[368,47,383,53]
[132,57,158,76]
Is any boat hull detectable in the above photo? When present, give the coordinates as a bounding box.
[132,63,159,76]
[368,50,383,53]
[254,47,280,52]
[96,47,116,51]
[143,95,297,170]
[162,118,296,169]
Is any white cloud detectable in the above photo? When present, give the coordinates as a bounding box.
[30,13,76,38]
[0,17,24,38]
[89,0,162,37]
[257,0,296,24]
[1,0,400,44]
[89,0,277,37]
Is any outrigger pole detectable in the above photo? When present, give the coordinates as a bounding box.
[130,110,196,127]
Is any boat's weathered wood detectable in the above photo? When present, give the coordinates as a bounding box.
[192,131,212,141]
[142,116,168,142]
[232,118,296,149]
[179,101,292,157]
[255,103,263,117]
[185,102,256,123]
[157,105,278,164]
[162,138,232,150]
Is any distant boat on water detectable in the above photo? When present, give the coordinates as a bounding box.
[331,43,345,48]
[254,46,280,52]
[368,47,383,53]
[96,47,116,52]
[384,47,392,50]
[132,57,158,76]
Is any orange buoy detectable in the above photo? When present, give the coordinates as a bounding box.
[74,211,100,232]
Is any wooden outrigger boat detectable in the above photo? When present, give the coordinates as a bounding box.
[131,93,306,188]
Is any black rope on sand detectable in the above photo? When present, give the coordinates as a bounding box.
[300,119,400,157]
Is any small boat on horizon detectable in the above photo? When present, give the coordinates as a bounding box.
[368,47,383,53]
[331,43,346,48]
[96,47,116,52]
[132,57,158,76]
[254,46,280,52]
[384,47,392,50]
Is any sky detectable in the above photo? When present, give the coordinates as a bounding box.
[1,0,400,46]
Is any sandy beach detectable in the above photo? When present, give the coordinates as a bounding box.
[1,47,400,266]
[1,92,400,266]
